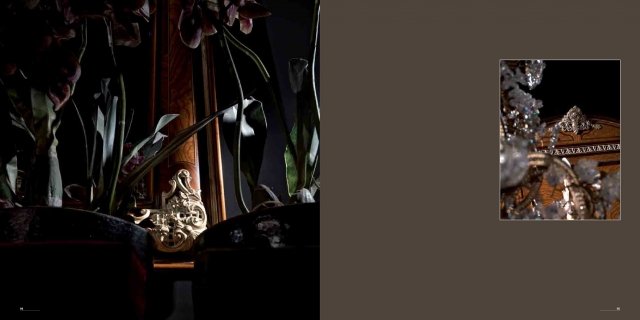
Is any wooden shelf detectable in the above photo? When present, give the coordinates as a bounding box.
[153,261,194,270]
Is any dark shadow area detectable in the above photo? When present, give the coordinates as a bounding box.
[532,60,620,121]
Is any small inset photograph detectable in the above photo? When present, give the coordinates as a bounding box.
[499,59,620,220]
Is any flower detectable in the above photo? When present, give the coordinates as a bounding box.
[228,0,272,34]
[24,29,81,110]
[121,143,146,177]
[178,0,271,49]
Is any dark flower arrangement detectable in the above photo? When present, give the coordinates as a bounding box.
[0,0,320,217]
[177,0,321,214]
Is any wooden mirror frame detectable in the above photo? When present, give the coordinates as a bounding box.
[142,0,226,225]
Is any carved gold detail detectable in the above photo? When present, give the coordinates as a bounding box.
[555,106,602,134]
[134,169,207,252]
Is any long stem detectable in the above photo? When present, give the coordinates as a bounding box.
[218,24,249,214]
[89,107,99,206]
[107,73,126,214]
[295,91,306,190]
[308,0,320,134]
[294,0,321,190]
[104,18,117,68]
[223,26,297,163]
[222,27,269,81]
[71,18,88,96]
[117,107,231,195]
[70,99,91,205]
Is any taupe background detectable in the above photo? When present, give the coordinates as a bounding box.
[322,1,638,319]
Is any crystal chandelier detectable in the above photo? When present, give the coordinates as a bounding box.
[499,60,620,220]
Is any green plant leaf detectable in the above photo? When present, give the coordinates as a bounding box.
[28,88,63,206]
[0,160,16,203]
[221,98,267,191]
[122,113,179,166]
[117,107,231,198]
[6,155,17,195]
[91,107,104,201]
[4,87,36,141]
[223,26,297,164]
[1,155,18,197]
[140,132,167,158]
[285,122,319,197]
[96,107,105,139]
[105,74,128,215]
[288,58,308,94]
[70,99,90,183]
[309,176,320,196]
[102,95,118,168]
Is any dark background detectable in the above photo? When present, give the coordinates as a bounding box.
[532,60,620,121]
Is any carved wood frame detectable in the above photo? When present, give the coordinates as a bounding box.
[138,0,226,251]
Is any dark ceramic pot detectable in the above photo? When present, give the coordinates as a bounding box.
[192,202,320,320]
[0,207,153,319]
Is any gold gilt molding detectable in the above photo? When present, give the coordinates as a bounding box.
[555,106,602,134]
[132,169,207,252]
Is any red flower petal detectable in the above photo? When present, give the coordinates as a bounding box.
[202,7,218,36]
[178,8,203,49]
[238,1,271,19]
[226,4,238,26]
[48,83,71,111]
[239,18,252,34]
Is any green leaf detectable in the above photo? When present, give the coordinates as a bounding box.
[284,141,296,197]
[285,122,319,196]
[96,108,105,139]
[70,99,90,183]
[90,108,103,200]
[0,158,16,202]
[122,113,179,166]
[89,78,113,205]
[288,58,308,94]
[2,82,35,141]
[102,95,118,168]
[221,98,267,191]
[105,74,128,215]
[117,107,231,197]
[309,176,320,197]
[9,113,35,141]
[0,156,19,201]
[6,155,17,195]
[30,153,63,207]
[140,132,167,158]
[28,88,63,206]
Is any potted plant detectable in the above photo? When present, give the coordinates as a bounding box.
[174,1,321,317]
[177,0,320,214]
[0,0,161,213]
[0,0,320,254]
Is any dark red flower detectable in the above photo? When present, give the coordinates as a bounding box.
[178,0,270,49]
[121,142,145,177]
[44,47,81,111]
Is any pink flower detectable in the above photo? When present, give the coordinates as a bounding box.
[120,143,146,177]
[179,0,270,49]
